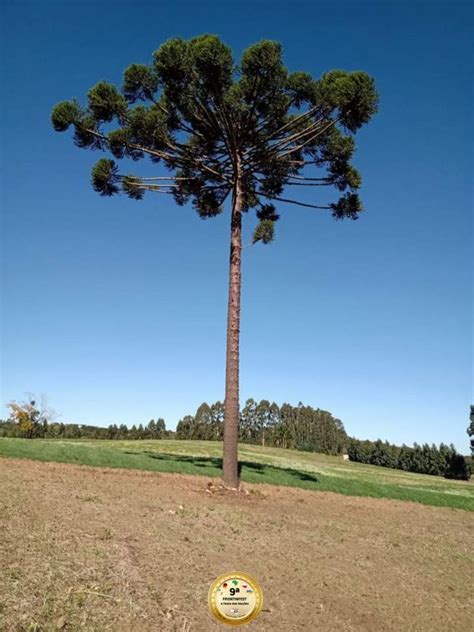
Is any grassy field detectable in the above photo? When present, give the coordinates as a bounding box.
[1,437,472,510]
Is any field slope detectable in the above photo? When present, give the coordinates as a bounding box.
[1,438,472,510]
[0,457,473,631]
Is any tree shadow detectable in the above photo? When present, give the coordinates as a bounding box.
[138,451,319,485]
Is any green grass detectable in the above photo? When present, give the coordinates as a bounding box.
[1,438,473,511]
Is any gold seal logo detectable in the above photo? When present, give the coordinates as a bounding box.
[208,571,263,626]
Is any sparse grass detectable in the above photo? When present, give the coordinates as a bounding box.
[1,457,473,631]
[0,438,472,510]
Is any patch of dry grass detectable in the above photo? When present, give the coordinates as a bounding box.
[1,458,473,631]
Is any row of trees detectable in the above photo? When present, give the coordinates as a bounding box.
[0,418,168,440]
[176,399,347,455]
[1,400,168,440]
[347,438,470,480]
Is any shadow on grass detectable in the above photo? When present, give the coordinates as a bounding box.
[130,451,319,485]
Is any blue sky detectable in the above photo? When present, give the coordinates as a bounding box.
[1,0,472,451]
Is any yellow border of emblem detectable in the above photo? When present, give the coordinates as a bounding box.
[208,571,263,626]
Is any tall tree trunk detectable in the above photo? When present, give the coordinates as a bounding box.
[223,158,243,489]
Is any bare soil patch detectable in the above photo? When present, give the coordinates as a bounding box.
[1,458,472,631]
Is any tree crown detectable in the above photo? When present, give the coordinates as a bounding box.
[51,35,378,242]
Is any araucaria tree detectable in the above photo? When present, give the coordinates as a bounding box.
[51,36,378,489]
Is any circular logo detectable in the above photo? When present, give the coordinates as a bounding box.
[208,571,263,626]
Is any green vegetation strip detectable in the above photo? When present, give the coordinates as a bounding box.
[1,438,472,511]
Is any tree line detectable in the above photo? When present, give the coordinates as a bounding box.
[0,419,169,440]
[1,397,471,480]
[347,438,470,480]
[176,399,348,455]
[0,403,168,441]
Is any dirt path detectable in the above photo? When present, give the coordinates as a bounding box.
[1,458,472,631]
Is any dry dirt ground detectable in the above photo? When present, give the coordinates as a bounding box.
[1,458,472,632]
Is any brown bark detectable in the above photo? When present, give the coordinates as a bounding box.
[222,156,243,489]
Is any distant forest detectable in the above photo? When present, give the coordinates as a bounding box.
[347,438,470,480]
[0,398,470,480]
[0,417,169,441]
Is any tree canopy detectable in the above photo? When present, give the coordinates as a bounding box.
[51,35,378,242]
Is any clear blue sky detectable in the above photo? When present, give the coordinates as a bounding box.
[1,0,472,451]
